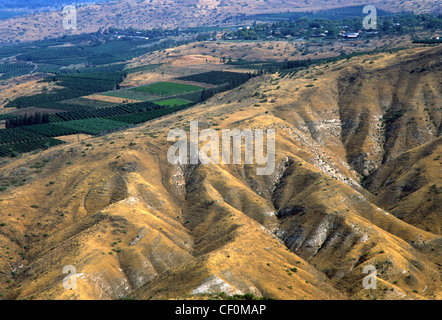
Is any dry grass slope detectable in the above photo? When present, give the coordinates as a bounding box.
[0,45,440,300]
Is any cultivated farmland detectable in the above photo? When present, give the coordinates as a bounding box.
[130,82,204,97]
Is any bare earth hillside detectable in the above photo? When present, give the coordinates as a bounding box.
[0,45,440,300]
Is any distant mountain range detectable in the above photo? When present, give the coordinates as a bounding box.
[0,0,440,43]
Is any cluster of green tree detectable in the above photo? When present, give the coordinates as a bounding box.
[177,71,259,102]
[0,28,269,158]
[22,123,83,137]
[1,31,193,78]
[54,118,129,135]
[0,99,197,157]
[412,38,442,44]
[5,101,160,128]
[223,13,442,41]
[285,60,312,69]
[5,113,50,129]
[17,46,87,63]
[50,101,160,122]
[172,90,208,104]
[380,14,442,33]
[15,37,152,67]
[200,87,223,102]
[178,71,256,86]
[98,26,181,38]
[0,44,30,59]
[0,113,19,121]
[0,138,64,158]
[36,63,126,76]
[0,105,166,157]
[98,26,218,42]
[0,124,64,156]
[0,127,47,144]
[0,62,34,80]
[0,33,98,59]
[6,72,126,109]
[107,104,189,125]
[6,88,92,109]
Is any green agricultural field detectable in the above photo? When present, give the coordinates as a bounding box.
[154,99,190,107]
[58,118,129,135]
[0,138,64,157]
[130,82,204,97]
[101,90,160,102]
[21,123,82,137]
[61,98,119,109]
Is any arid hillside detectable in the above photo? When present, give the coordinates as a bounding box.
[0,45,440,300]
[0,0,440,43]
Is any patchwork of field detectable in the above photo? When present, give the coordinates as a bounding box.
[100,81,207,103]
[0,69,254,156]
[101,90,161,102]
[130,82,204,96]
[7,107,65,116]
[154,98,191,107]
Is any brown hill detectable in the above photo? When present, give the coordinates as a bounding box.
[364,137,442,235]
[0,45,440,300]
